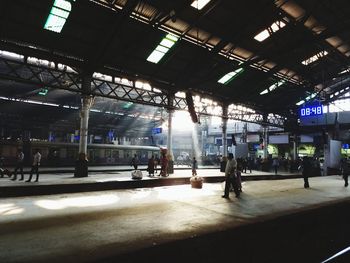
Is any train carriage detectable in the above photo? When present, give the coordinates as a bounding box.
[0,141,160,167]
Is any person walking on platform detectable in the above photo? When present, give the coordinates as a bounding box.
[302,156,311,188]
[160,152,168,177]
[11,148,24,181]
[26,149,41,182]
[192,157,198,176]
[341,158,349,187]
[222,153,239,199]
[272,157,279,175]
[147,155,155,177]
[131,154,139,170]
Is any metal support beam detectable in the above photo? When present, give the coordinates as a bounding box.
[0,56,285,127]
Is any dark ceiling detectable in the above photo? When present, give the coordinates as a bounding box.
[0,0,350,133]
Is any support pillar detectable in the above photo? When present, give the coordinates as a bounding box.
[220,104,228,172]
[79,95,94,155]
[167,109,174,159]
[75,73,93,177]
[166,94,175,174]
[263,126,268,159]
[293,134,298,161]
[222,105,228,158]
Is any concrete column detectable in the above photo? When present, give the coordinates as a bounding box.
[79,95,93,154]
[263,126,268,159]
[293,134,298,161]
[78,73,93,155]
[167,109,174,158]
[222,105,228,157]
[167,94,175,160]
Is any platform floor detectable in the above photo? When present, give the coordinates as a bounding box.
[0,175,349,263]
[0,167,302,197]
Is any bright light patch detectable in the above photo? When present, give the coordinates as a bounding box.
[302,51,328,65]
[218,68,244,84]
[260,80,285,95]
[35,194,120,210]
[147,33,179,64]
[296,92,317,105]
[167,111,194,132]
[191,0,211,10]
[147,50,165,64]
[254,30,270,42]
[44,0,75,33]
[260,89,269,95]
[254,20,286,42]
[0,203,24,216]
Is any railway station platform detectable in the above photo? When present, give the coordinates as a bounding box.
[0,166,303,197]
[0,175,349,263]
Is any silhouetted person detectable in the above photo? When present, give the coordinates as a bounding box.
[272,157,279,175]
[147,155,155,177]
[222,153,239,198]
[131,154,139,170]
[12,148,24,181]
[154,155,160,174]
[160,152,168,177]
[341,158,349,187]
[26,149,41,182]
[192,157,198,176]
[302,157,311,188]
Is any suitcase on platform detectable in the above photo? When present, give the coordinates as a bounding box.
[131,170,143,179]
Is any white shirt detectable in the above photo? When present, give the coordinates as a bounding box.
[225,158,237,177]
[33,152,41,166]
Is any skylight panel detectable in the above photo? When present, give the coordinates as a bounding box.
[159,38,175,48]
[147,50,165,64]
[51,7,70,19]
[218,68,244,84]
[254,20,286,42]
[260,89,269,95]
[191,0,211,10]
[301,51,328,65]
[254,30,270,42]
[54,0,72,11]
[147,33,179,64]
[296,93,316,105]
[44,0,75,33]
[260,80,285,95]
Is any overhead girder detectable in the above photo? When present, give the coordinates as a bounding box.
[0,55,285,127]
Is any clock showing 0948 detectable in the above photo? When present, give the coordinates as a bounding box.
[300,105,323,117]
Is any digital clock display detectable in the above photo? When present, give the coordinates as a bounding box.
[299,104,323,117]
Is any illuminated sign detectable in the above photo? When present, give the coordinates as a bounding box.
[299,103,323,117]
[152,128,162,134]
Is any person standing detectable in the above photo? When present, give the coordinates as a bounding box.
[147,155,155,177]
[160,151,168,177]
[26,149,41,182]
[302,156,311,188]
[11,148,25,181]
[272,157,279,175]
[131,154,139,170]
[222,153,239,199]
[154,155,160,174]
[192,157,198,176]
[341,158,349,187]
